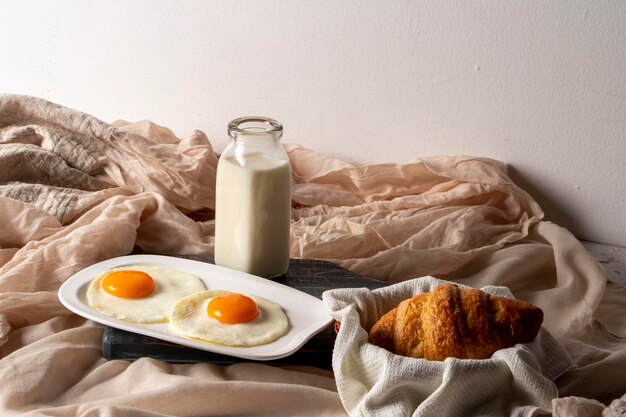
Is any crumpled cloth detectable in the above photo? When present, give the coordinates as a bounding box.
[552,395,626,417]
[322,277,574,416]
[0,94,625,416]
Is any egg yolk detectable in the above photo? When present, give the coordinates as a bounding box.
[207,293,260,324]
[102,270,156,299]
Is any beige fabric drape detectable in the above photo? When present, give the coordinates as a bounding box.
[0,94,624,416]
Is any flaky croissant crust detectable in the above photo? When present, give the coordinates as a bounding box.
[368,284,543,361]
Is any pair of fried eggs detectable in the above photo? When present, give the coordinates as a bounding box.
[86,265,289,347]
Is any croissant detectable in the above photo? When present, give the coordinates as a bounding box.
[368,284,543,361]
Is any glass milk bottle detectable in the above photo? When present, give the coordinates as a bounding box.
[214,116,292,278]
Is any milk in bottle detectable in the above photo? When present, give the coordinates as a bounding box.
[214,117,292,278]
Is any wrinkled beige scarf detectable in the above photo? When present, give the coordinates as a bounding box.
[0,94,625,416]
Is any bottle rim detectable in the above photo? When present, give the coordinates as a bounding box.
[228,116,283,140]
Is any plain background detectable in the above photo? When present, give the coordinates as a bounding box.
[1,1,625,247]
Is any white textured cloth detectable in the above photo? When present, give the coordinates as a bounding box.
[323,277,575,417]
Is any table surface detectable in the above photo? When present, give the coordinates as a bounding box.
[582,241,626,288]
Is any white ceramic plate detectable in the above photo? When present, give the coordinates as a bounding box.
[58,255,333,361]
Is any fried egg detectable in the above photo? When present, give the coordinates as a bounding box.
[170,290,289,347]
[86,265,206,324]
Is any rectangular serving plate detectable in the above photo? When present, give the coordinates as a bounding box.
[58,254,333,361]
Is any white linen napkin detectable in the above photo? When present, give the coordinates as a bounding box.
[322,276,575,417]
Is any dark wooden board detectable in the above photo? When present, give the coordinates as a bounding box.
[102,257,386,369]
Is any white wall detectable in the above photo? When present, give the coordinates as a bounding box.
[1,0,625,247]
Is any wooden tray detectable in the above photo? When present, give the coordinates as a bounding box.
[102,257,386,369]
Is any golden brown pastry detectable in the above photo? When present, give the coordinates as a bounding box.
[368,284,543,361]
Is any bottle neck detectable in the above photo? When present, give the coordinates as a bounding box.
[225,116,287,163]
[228,116,283,142]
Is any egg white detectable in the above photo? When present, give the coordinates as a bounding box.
[170,290,289,347]
[86,265,206,324]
